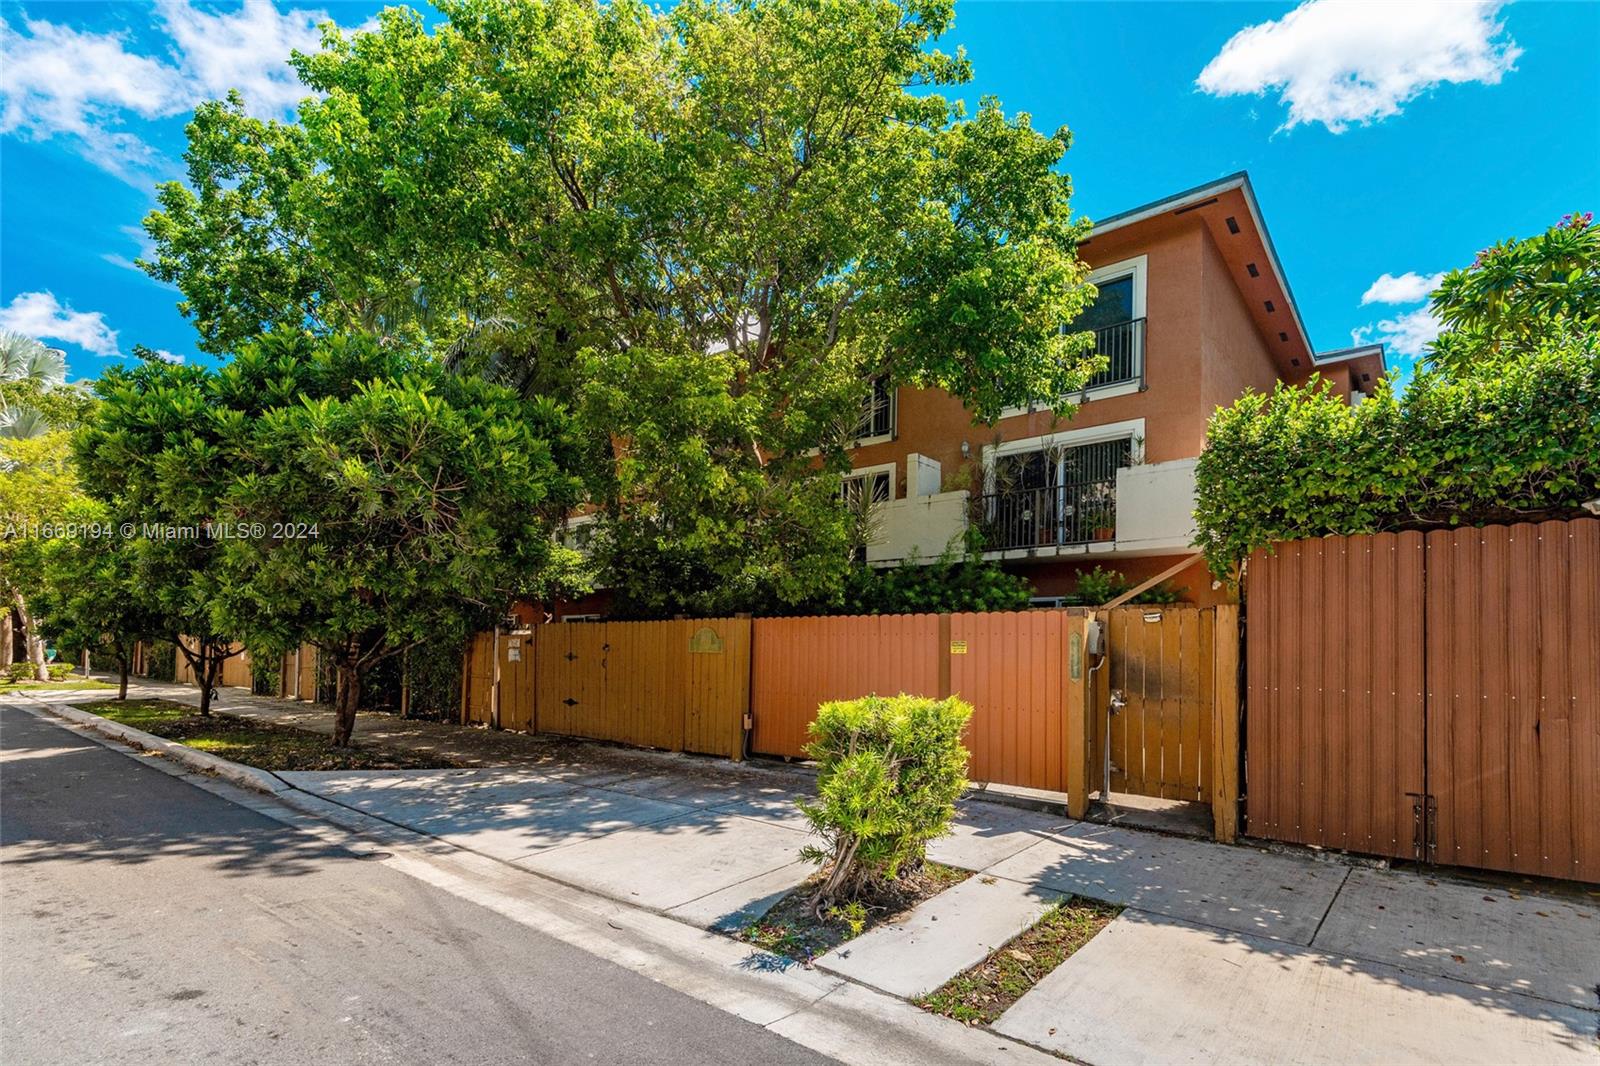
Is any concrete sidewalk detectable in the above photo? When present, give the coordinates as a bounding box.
[56,680,1600,1064]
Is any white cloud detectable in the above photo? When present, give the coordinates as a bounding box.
[156,0,328,116]
[148,348,186,365]
[0,292,120,357]
[1196,0,1521,133]
[1361,271,1445,305]
[1,0,349,181]
[1361,306,1442,358]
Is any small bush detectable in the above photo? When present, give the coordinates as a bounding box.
[799,694,972,909]
[6,663,35,682]
[1071,565,1182,607]
[47,662,74,680]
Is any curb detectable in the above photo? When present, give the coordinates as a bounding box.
[45,702,291,796]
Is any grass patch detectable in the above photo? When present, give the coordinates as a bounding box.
[2,679,118,694]
[915,895,1120,1026]
[740,861,970,963]
[77,698,459,772]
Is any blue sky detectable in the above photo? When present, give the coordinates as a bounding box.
[2,0,1596,385]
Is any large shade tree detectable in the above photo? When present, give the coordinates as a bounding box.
[142,0,1102,616]
[212,331,581,744]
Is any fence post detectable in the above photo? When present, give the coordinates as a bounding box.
[731,617,751,762]
[458,639,471,725]
[1211,604,1241,842]
[1064,612,1096,819]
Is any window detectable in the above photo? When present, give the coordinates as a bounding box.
[982,429,1136,549]
[841,464,894,562]
[854,375,895,441]
[841,465,894,512]
[1078,273,1135,331]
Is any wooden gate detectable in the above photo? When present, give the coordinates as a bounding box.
[461,631,496,726]
[1100,606,1219,802]
[1422,522,1599,882]
[1246,520,1599,882]
[532,618,748,757]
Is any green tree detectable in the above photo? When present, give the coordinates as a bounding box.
[142,0,1101,616]
[0,430,82,680]
[213,331,580,744]
[74,351,268,713]
[1428,212,1598,373]
[33,500,158,700]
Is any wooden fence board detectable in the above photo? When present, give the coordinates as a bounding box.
[750,614,941,759]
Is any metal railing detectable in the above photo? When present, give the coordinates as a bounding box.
[1083,317,1146,391]
[975,477,1120,551]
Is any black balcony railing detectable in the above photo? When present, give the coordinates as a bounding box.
[975,477,1120,551]
[976,437,1129,552]
[1083,317,1146,392]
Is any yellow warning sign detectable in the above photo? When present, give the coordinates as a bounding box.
[949,640,968,654]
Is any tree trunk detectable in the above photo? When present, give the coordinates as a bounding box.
[332,660,361,747]
[118,664,129,701]
[196,644,217,716]
[12,591,47,682]
[1,608,12,667]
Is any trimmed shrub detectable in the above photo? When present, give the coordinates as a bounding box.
[799,694,972,908]
[47,662,74,681]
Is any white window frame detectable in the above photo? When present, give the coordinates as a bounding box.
[981,418,1145,495]
[1001,254,1149,418]
[841,462,897,505]
[852,375,897,447]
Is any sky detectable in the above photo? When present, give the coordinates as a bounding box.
[1,0,1597,386]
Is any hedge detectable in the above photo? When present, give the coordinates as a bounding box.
[1194,333,1599,579]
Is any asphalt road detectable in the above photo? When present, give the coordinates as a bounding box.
[0,702,835,1066]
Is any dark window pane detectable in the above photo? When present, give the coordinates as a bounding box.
[855,375,894,438]
[1077,274,1134,331]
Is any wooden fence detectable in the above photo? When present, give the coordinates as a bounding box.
[462,619,749,759]
[1246,519,1599,883]
[173,639,254,690]
[462,607,1237,836]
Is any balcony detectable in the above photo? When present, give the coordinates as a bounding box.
[1082,317,1146,393]
[973,457,1198,558]
[975,479,1118,552]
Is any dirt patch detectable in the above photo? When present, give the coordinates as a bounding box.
[78,698,461,772]
[915,895,1120,1026]
[739,861,970,964]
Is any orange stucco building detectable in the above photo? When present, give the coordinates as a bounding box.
[842,172,1387,606]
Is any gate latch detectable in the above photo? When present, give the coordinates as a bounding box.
[1108,689,1127,717]
[1406,792,1437,862]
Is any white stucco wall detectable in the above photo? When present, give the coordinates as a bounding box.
[1114,458,1198,555]
[865,489,970,564]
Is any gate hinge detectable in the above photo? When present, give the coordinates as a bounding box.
[1406,792,1437,862]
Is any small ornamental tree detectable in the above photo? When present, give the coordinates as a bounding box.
[74,354,248,713]
[798,694,972,909]
[33,501,157,700]
[214,332,580,745]
[0,430,83,681]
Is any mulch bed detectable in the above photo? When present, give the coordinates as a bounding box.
[739,861,971,964]
[915,894,1120,1026]
[78,698,461,772]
